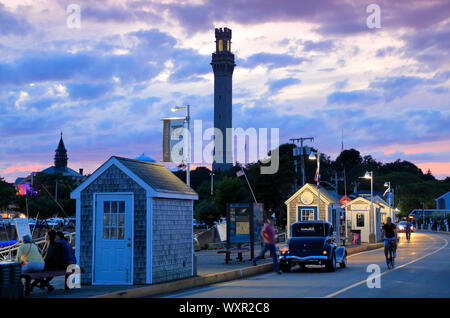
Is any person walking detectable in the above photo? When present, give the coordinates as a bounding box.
[252,218,281,274]
[16,235,45,273]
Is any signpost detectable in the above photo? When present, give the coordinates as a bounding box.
[227,203,264,260]
[14,218,31,242]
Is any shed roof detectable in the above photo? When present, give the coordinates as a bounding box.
[70,156,198,199]
[114,156,197,196]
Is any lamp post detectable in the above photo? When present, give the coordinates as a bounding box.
[309,151,320,221]
[384,181,391,220]
[362,171,375,243]
[171,104,191,187]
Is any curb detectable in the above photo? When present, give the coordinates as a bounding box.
[417,230,450,235]
[92,243,383,298]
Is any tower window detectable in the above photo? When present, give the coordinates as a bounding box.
[218,40,223,52]
[227,40,230,51]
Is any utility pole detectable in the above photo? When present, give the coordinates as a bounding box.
[290,137,314,189]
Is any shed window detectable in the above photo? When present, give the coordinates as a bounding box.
[103,200,125,240]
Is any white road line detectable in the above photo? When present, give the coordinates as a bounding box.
[323,234,448,298]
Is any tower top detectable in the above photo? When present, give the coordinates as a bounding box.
[215,27,232,39]
[54,133,68,169]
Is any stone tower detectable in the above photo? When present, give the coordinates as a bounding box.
[211,27,235,172]
[54,132,68,169]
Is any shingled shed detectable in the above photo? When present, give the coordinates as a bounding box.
[70,156,198,285]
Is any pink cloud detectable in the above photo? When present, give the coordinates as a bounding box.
[2,164,46,174]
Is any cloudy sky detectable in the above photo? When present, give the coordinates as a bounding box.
[0,0,449,182]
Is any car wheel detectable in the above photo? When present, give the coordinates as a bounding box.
[326,251,336,272]
[340,253,347,268]
[280,260,291,272]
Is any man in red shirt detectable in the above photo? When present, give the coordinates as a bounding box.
[252,218,281,274]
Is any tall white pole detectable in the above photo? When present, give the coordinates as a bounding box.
[370,171,374,242]
[186,104,190,187]
[317,154,320,221]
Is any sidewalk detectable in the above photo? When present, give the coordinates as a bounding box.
[27,241,382,298]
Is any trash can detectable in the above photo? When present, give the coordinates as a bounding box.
[0,262,24,298]
[351,230,361,245]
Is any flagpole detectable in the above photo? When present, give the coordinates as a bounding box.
[241,169,257,203]
[317,154,320,221]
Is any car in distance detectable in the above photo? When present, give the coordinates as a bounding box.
[279,221,347,272]
[397,220,415,232]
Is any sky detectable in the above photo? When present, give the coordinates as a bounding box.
[0,0,449,183]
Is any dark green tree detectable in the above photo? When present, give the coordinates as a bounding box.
[0,177,16,211]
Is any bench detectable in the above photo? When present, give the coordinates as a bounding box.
[217,248,250,264]
[21,266,84,296]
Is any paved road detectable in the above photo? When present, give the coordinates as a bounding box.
[162,232,450,298]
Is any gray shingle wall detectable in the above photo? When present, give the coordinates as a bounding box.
[79,164,147,285]
[152,198,193,283]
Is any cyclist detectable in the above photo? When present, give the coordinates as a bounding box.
[382,217,397,267]
[405,219,412,242]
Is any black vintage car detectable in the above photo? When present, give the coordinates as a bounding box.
[279,220,347,272]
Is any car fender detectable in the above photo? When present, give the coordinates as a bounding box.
[334,246,346,263]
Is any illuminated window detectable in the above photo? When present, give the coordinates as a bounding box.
[227,40,230,51]
[301,209,315,221]
[103,200,125,240]
[218,39,223,51]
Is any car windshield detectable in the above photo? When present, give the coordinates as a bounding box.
[399,221,407,225]
[291,223,329,237]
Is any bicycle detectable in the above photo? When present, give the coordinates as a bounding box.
[385,238,396,269]
[405,230,411,242]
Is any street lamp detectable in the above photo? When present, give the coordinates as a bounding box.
[384,181,392,220]
[309,151,320,221]
[362,171,375,243]
[171,104,191,187]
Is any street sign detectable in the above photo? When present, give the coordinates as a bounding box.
[227,203,264,260]
[162,117,185,162]
[14,218,31,242]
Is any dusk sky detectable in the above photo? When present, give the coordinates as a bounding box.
[0,0,449,183]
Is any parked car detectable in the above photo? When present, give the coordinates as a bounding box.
[0,218,12,227]
[42,218,64,228]
[193,219,206,229]
[279,220,347,272]
[64,217,76,228]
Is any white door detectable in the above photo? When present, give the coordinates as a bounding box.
[94,194,133,285]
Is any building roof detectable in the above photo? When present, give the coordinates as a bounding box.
[71,156,198,200]
[436,191,450,201]
[134,153,156,163]
[285,183,339,205]
[41,166,84,178]
[115,156,197,196]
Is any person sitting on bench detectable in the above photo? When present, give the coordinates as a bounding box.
[56,231,76,269]
[34,230,62,291]
[16,235,45,274]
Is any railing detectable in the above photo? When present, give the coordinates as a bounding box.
[0,232,75,261]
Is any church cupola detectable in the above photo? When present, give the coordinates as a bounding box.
[54,132,68,169]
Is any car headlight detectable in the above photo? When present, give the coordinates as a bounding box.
[279,245,289,255]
